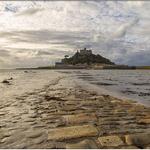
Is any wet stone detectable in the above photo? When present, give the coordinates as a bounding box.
[63,113,97,125]
[125,132,150,148]
[33,124,45,128]
[48,125,98,141]
[138,118,150,124]
[28,114,37,118]
[24,118,35,122]
[1,134,25,145]
[98,135,124,147]
[66,139,98,149]
[4,139,28,149]
[0,112,5,116]
[25,130,45,138]
[61,105,79,111]
[32,134,47,145]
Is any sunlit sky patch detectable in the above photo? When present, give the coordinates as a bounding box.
[0,1,150,68]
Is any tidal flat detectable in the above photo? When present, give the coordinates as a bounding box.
[0,70,150,148]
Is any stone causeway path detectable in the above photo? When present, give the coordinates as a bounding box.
[0,77,150,148]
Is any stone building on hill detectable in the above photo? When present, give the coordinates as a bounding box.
[55,48,115,69]
[79,48,92,55]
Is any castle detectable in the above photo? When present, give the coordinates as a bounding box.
[79,48,92,55]
[55,47,115,69]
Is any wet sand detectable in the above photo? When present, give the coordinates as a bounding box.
[0,74,150,149]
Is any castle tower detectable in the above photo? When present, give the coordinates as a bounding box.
[80,48,92,55]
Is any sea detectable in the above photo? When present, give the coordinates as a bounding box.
[0,69,150,106]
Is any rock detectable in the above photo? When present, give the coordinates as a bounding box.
[0,112,5,116]
[125,132,150,148]
[2,80,10,84]
[32,134,47,144]
[98,135,124,147]
[138,118,150,124]
[66,139,98,149]
[24,118,35,122]
[63,113,97,125]
[8,77,13,80]
[48,125,98,141]
[80,100,99,106]
[62,105,78,111]
[26,130,44,138]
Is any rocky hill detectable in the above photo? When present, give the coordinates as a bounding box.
[61,48,115,65]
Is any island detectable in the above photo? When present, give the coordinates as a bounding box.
[16,48,149,70]
[55,48,135,69]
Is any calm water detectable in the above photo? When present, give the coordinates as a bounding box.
[0,69,150,106]
[0,69,61,101]
[70,70,150,106]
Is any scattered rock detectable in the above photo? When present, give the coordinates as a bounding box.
[8,77,13,80]
[2,80,10,84]
[98,135,124,147]
[48,125,98,141]
[93,82,117,86]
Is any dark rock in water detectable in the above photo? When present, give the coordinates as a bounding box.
[92,82,117,86]
[2,80,10,84]
[8,77,13,80]
[132,83,150,86]
[44,95,64,101]
[24,71,28,73]
[121,90,138,95]
[138,92,150,96]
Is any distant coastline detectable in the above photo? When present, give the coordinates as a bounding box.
[15,65,150,70]
[14,47,150,70]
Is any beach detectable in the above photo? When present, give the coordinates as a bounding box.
[0,70,150,149]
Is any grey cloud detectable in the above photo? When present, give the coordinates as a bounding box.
[0,50,11,57]
[125,51,150,66]
[1,47,74,59]
[0,30,91,48]
[36,50,54,56]
[4,4,19,13]
[116,18,139,38]
[36,49,74,58]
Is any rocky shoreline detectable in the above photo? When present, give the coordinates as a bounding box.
[0,76,150,149]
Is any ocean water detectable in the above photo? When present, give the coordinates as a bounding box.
[0,69,61,103]
[0,69,150,106]
[68,70,150,106]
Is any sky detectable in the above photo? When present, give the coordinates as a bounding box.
[0,1,150,68]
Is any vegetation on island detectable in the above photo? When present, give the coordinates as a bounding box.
[61,48,115,65]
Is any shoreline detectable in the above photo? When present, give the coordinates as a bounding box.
[75,77,150,107]
[0,74,150,148]
[15,67,150,70]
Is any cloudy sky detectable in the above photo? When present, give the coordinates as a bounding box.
[0,1,150,68]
